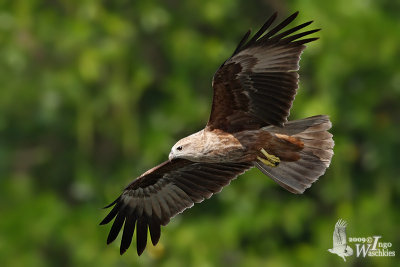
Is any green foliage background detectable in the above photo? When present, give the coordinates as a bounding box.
[1,0,399,266]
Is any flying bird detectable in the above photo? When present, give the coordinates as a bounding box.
[100,11,334,256]
[328,219,353,261]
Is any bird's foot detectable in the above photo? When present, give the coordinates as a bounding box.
[257,148,280,167]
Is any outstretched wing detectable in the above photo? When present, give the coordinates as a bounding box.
[100,159,252,255]
[207,12,319,132]
[332,219,349,250]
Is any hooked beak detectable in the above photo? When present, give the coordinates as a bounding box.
[168,152,174,161]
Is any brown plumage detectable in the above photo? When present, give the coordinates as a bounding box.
[100,11,334,256]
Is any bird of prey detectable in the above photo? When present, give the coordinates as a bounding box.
[328,219,353,261]
[100,11,334,255]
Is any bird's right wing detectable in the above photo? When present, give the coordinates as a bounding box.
[333,219,349,249]
[100,158,252,255]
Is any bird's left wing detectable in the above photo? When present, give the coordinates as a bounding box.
[332,219,349,249]
[100,158,252,255]
[207,12,319,132]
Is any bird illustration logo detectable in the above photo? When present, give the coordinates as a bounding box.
[328,219,353,261]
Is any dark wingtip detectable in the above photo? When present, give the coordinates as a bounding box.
[292,11,300,17]
[309,28,321,34]
[107,230,117,244]
[136,217,148,256]
[285,11,299,24]
[137,248,145,256]
[296,37,320,45]
[136,241,147,256]
[149,218,161,246]
[99,197,121,225]
[232,29,251,55]
[99,200,122,225]
[282,11,299,28]
[119,213,137,255]
[102,197,120,209]
[120,247,127,255]
[105,206,127,245]
[302,20,314,28]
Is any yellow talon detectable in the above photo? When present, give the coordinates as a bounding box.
[257,156,277,167]
[257,148,280,167]
[260,148,280,162]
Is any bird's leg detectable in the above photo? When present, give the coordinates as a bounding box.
[257,148,280,167]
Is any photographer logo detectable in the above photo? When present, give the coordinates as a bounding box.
[328,219,395,261]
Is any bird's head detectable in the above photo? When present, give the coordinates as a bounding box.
[169,130,204,161]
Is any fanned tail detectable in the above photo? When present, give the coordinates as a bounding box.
[255,115,334,193]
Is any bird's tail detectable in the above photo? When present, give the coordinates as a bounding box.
[255,115,334,194]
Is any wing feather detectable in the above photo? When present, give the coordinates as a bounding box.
[150,194,162,220]
[136,217,148,256]
[148,217,161,246]
[120,213,136,255]
[100,159,252,255]
[207,12,319,132]
[107,205,127,245]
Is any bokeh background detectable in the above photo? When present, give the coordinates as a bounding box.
[1,0,399,266]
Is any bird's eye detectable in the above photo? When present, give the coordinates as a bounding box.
[177,146,183,151]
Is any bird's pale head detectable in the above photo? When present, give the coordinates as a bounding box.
[169,130,204,161]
